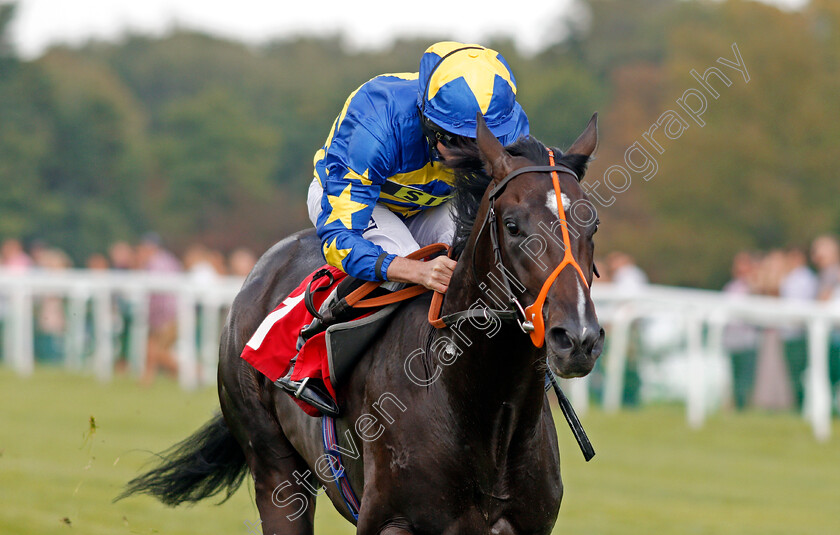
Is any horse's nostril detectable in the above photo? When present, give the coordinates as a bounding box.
[583,327,606,354]
[550,328,574,351]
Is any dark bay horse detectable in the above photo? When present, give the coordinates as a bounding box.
[120,115,604,534]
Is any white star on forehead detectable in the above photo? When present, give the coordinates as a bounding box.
[545,190,571,216]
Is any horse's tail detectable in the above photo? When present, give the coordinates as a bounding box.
[115,413,248,506]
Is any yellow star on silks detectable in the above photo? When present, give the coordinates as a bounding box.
[325,183,368,228]
[426,48,516,114]
[322,238,352,268]
[345,169,373,186]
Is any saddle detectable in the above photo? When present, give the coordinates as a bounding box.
[271,244,449,417]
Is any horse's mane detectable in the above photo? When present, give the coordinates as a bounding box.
[444,136,591,259]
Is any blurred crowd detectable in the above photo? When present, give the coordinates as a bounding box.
[723,235,840,412]
[595,251,650,289]
[723,235,840,302]
[0,234,258,278]
[4,230,837,405]
[1,234,258,385]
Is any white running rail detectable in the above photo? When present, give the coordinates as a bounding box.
[1,270,837,440]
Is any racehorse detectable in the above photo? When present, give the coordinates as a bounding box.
[120,114,604,534]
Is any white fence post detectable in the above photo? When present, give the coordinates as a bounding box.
[176,291,199,390]
[199,298,222,385]
[567,376,590,416]
[0,273,836,440]
[9,287,34,376]
[685,311,706,429]
[805,318,832,442]
[603,304,634,412]
[93,289,114,381]
[128,291,149,377]
[65,289,89,372]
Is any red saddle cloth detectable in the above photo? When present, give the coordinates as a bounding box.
[240,266,347,416]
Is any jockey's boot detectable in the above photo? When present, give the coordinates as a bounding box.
[274,362,340,417]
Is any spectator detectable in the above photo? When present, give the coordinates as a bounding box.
[33,248,72,364]
[1,238,32,273]
[604,252,648,405]
[107,241,137,373]
[723,251,757,296]
[811,235,840,407]
[723,251,761,409]
[109,241,136,270]
[86,253,109,271]
[606,252,648,289]
[136,233,182,386]
[229,247,257,278]
[28,239,50,269]
[780,247,818,301]
[184,244,223,285]
[778,247,818,409]
[752,250,786,296]
[811,235,840,301]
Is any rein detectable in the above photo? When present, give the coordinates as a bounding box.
[429,149,589,348]
[338,148,596,460]
[340,148,591,348]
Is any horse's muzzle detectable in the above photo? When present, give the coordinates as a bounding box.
[546,323,604,378]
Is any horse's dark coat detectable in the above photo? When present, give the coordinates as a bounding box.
[122,116,603,535]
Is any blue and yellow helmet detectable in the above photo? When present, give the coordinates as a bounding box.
[417,41,529,146]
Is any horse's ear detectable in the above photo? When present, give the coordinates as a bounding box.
[566,112,599,158]
[475,113,512,181]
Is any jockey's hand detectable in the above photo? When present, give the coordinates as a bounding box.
[386,256,457,293]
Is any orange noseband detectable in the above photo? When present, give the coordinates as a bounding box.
[522,149,589,347]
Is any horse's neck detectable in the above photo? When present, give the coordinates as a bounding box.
[436,238,547,433]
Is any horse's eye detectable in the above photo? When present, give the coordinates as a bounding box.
[505,221,520,236]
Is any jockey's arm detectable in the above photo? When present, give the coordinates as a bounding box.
[316,89,456,290]
[316,172,456,292]
[385,256,457,294]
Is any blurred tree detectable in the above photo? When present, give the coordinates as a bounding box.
[1,0,837,285]
[0,4,56,242]
[0,2,14,60]
[151,88,287,250]
[35,49,152,261]
[561,0,680,80]
[640,0,840,286]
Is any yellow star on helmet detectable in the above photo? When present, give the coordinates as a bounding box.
[322,237,352,268]
[427,48,516,115]
[325,183,369,228]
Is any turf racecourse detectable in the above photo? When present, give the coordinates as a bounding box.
[1,367,837,535]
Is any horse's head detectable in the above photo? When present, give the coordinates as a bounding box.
[473,114,604,378]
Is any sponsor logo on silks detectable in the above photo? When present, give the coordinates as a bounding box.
[363,218,379,233]
[380,181,452,207]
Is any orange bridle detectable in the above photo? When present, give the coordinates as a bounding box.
[428,149,590,348]
[522,149,589,347]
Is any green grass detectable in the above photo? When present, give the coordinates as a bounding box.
[1,367,838,535]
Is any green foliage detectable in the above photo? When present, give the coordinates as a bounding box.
[0,1,837,286]
[152,88,280,246]
[0,2,15,59]
[0,53,56,239]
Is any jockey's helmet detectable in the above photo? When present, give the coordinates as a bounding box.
[417,41,528,147]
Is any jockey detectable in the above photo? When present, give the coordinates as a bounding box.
[307,41,530,294]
